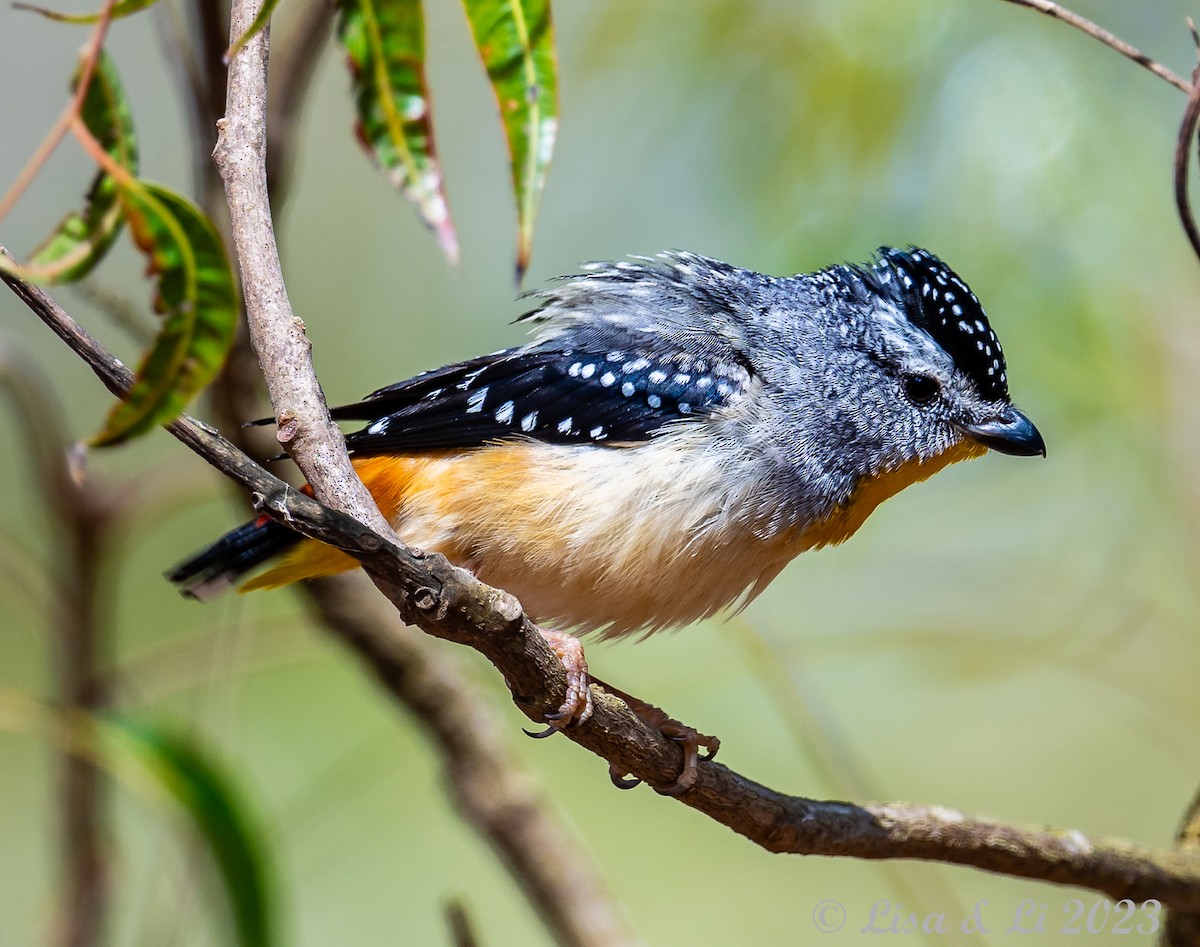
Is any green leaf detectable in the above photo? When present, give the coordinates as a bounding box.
[108,721,276,947]
[27,48,138,283]
[13,0,162,23]
[338,0,459,263]
[91,183,238,446]
[226,0,285,62]
[461,0,557,277]
[0,697,276,947]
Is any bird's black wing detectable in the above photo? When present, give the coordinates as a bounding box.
[332,342,753,456]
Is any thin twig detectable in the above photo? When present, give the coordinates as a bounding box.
[997,0,1192,93]
[0,0,119,224]
[6,266,1200,911]
[445,899,481,947]
[1174,24,1200,266]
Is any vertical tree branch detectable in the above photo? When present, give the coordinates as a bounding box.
[0,343,121,947]
[213,0,389,532]
[205,4,639,944]
[190,0,232,213]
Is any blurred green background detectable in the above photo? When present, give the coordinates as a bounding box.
[3,1,1200,943]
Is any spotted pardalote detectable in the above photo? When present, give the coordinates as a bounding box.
[170,247,1044,734]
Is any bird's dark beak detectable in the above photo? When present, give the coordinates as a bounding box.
[961,407,1046,457]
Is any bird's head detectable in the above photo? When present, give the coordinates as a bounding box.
[857,246,1043,458]
[737,246,1044,524]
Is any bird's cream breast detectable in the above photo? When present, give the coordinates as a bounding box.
[248,432,987,635]
[373,431,800,637]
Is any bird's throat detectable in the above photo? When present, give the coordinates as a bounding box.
[802,439,988,550]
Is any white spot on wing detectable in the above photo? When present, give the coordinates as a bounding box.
[466,387,488,414]
[495,401,514,424]
[521,411,538,432]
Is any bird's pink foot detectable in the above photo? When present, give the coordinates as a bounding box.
[594,677,719,795]
[524,627,593,737]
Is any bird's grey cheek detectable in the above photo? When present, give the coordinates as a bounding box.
[824,409,864,446]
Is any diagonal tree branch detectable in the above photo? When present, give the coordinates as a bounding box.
[6,263,1200,912]
[8,0,1200,926]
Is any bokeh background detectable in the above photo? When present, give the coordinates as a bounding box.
[3,1,1200,943]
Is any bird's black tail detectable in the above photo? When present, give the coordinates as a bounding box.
[167,515,301,600]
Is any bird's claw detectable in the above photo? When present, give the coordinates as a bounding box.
[656,724,720,795]
[604,723,718,795]
[587,675,719,796]
[523,627,594,738]
[609,766,642,790]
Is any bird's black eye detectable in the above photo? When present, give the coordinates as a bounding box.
[903,373,940,405]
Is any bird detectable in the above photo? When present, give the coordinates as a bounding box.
[169,247,1044,782]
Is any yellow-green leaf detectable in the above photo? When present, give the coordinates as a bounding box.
[338,0,459,263]
[13,0,162,23]
[108,721,276,947]
[461,0,557,277]
[27,48,137,283]
[91,183,237,446]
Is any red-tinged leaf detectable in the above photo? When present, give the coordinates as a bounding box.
[26,48,137,283]
[338,0,458,263]
[225,0,284,62]
[13,0,161,22]
[91,183,237,446]
[461,0,557,278]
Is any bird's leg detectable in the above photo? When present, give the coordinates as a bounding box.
[458,554,593,734]
[590,676,720,796]
[524,626,594,735]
